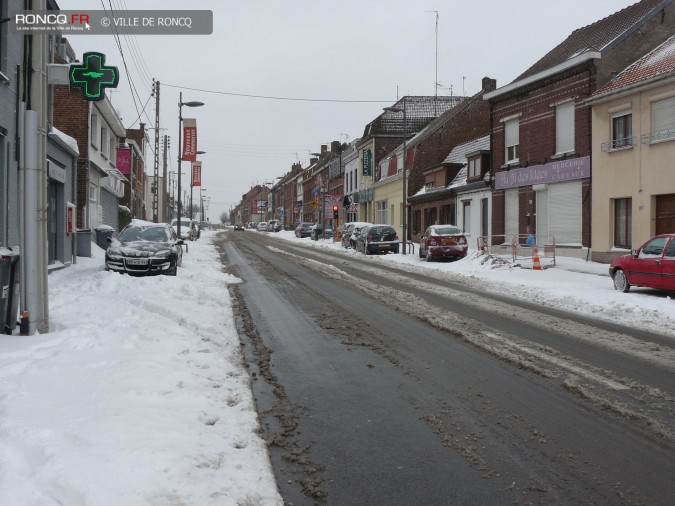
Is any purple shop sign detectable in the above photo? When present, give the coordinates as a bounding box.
[495,156,590,189]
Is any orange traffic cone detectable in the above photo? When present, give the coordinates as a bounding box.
[533,247,542,270]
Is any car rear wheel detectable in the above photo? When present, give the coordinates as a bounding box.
[613,269,631,292]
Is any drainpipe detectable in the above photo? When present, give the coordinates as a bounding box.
[20,0,49,335]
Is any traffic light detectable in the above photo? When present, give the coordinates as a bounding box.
[332,205,339,219]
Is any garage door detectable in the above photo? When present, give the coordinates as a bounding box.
[536,181,581,245]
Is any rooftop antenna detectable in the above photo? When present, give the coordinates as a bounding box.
[462,76,466,97]
[426,10,439,114]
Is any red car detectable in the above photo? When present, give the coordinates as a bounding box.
[609,234,675,292]
[419,225,468,261]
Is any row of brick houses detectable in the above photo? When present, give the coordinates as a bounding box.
[235,0,675,262]
[0,0,167,332]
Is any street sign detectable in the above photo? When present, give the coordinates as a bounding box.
[70,52,119,102]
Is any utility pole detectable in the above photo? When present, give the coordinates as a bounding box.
[152,80,160,222]
[162,134,169,221]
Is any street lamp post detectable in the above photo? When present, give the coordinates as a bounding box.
[200,188,207,223]
[383,100,408,254]
[177,92,204,238]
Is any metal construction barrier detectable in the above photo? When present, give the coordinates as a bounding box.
[476,235,556,267]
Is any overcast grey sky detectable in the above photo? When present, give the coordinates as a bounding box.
[61,0,638,222]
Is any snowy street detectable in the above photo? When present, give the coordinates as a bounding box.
[0,228,672,504]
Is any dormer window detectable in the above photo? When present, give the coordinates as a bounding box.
[468,157,481,179]
[465,149,489,182]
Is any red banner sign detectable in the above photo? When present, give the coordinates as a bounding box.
[116,147,131,175]
[192,161,202,186]
[182,118,197,162]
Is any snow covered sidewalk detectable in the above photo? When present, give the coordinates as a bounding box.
[0,231,282,505]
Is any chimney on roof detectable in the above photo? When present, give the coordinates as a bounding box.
[330,140,340,154]
[310,157,318,165]
[321,144,327,157]
[482,77,497,92]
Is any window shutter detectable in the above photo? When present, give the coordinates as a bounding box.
[505,120,519,147]
[652,96,675,134]
[556,102,574,153]
[548,181,581,244]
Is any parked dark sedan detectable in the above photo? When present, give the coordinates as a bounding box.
[105,222,184,276]
[419,225,468,261]
[610,233,675,292]
[355,224,399,255]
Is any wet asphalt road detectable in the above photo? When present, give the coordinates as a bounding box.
[217,230,675,506]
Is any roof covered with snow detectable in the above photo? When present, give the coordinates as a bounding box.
[442,135,490,166]
[591,33,675,97]
[362,95,466,139]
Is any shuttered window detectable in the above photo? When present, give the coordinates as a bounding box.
[556,102,574,154]
[652,96,675,141]
[505,119,519,162]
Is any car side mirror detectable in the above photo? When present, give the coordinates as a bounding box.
[106,237,112,243]
[631,249,639,258]
[177,239,185,245]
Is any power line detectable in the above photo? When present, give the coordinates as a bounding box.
[162,83,393,103]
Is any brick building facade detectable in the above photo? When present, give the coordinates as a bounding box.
[485,0,675,256]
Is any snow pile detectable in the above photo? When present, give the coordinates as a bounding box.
[0,232,282,506]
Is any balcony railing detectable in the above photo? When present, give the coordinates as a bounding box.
[641,128,675,144]
[601,136,637,152]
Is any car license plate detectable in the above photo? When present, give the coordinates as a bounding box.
[126,258,148,266]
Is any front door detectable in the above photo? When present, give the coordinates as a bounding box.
[656,194,675,234]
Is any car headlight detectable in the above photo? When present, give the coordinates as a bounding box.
[153,250,171,259]
[106,253,122,261]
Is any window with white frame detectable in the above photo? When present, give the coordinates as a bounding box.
[468,156,481,179]
[611,111,632,149]
[376,201,387,223]
[651,96,675,142]
[90,114,98,148]
[100,126,109,158]
[88,182,97,202]
[505,119,519,163]
[556,101,575,154]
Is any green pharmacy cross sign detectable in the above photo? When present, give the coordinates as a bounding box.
[70,52,119,102]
